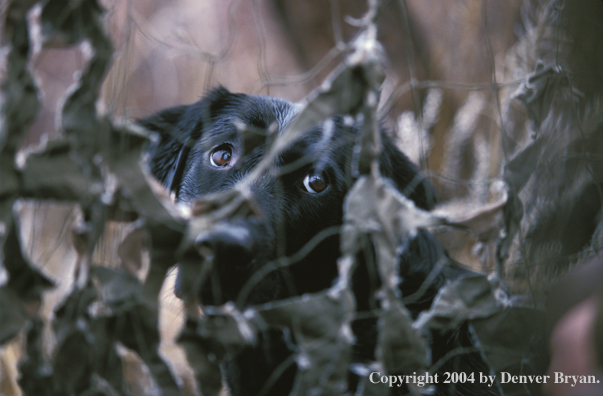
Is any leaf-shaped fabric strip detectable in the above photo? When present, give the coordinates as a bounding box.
[178,318,223,396]
[0,215,53,347]
[0,3,45,348]
[101,121,186,231]
[19,139,96,201]
[414,275,501,333]
[377,300,428,376]
[91,266,182,395]
[255,289,355,396]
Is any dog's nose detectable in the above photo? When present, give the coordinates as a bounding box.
[194,223,256,266]
[175,222,258,305]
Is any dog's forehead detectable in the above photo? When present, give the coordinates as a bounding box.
[244,95,302,135]
[264,96,300,131]
[206,92,353,153]
[209,95,298,134]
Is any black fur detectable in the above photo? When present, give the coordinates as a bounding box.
[141,87,495,396]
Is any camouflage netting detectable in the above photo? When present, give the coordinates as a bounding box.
[1,0,602,395]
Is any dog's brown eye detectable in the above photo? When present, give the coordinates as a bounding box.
[210,145,232,167]
[303,171,329,194]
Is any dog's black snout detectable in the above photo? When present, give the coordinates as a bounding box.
[175,222,260,303]
[195,223,256,266]
[190,222,260,305]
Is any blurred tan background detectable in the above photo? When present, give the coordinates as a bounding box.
[4,0,602,395]
[5,2,526,394]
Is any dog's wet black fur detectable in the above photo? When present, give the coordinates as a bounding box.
[140,87,497,396]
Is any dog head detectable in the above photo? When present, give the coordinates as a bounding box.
[140,87,435,306]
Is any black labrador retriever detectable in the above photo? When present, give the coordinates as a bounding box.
[140,87,495,396]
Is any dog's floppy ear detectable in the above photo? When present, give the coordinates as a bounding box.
[139,86,234,196]
[139,105,190,193]
[379,135,437,210]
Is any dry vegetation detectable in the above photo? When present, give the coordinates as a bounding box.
[1,0,602,395]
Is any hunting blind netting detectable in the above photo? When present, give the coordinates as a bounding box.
[1,0,602,395]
